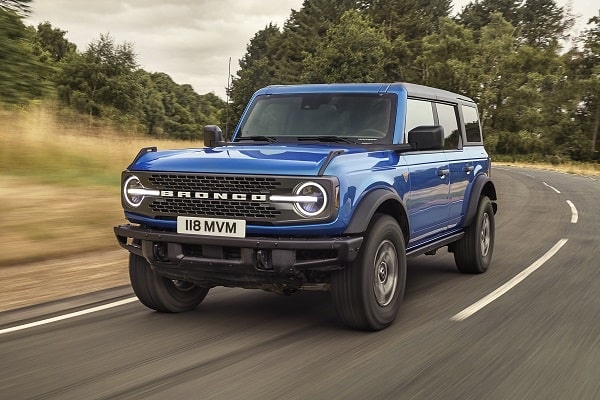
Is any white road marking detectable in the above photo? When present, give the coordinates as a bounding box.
[0,297,138,335]
[542,182,561,194]
[451,239,569,321]
[566,200,578,224]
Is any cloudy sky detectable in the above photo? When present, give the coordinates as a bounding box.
[26,0,598,100]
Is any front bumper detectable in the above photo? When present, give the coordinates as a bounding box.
[114,224,363,290]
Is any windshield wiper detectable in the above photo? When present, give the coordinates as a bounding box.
[235,136,277,143]
[298,136,358,144]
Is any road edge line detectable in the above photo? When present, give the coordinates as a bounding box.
[450,239,568,322]
[0,297,138,335]
[566,200,578,224]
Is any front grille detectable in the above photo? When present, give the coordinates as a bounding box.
[145,173,283,220]
[127,172,337,225]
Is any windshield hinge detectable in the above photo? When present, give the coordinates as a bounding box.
[318,150,345,176]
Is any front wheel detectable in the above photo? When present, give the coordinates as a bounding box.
[454,196,495,274]
[331,214,407,331]
[129,253,209,312]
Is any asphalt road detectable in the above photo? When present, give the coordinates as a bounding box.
[1,167,599,400]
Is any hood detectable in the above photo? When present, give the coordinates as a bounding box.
[128,144,365,176]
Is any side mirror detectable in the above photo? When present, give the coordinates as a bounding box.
[408,125,444,151]
[203,125,226,147]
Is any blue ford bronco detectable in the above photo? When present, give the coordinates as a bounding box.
[114,83,497,330]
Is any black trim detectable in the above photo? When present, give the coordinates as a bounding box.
[365,143,414,152]
[406,232,464,257]
[344,189,407,234]
[128,147,157,169]
[318,150,345,176]
[115,224,363,277]
[463,175,496,227]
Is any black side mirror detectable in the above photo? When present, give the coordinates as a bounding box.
[203,125,226,147]
[408,125,444,151]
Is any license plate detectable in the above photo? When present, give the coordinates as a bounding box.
[177,216,246,238]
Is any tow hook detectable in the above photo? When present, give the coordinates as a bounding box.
[256,250,272,270]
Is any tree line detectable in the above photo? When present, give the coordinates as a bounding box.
[2,0,599,161]
[229,0,600,162]
[1,0,226,139]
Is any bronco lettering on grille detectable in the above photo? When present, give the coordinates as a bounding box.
[159,191,267,201]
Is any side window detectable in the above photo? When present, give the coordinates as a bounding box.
[436,103,461,150]
[405,98,434,135]
[462,105,482,143]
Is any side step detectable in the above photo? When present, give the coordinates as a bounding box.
[406,232,464,258]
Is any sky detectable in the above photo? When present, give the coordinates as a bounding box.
[26,0,599,101]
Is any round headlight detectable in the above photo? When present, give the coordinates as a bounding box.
[123,176,145,207]
[294,182,327,217]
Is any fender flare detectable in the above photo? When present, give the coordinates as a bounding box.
[344,188,409,235]
[463,174,497,227]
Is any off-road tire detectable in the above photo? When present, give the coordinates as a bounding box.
[454,195,495,274]
[129,253,209,312]
[331,214,407,331]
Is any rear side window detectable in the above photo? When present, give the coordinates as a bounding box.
[436,103,461,150]
[462,105,482,143]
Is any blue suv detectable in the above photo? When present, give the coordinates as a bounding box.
[114,83,497,330]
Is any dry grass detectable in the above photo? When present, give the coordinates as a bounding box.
[1,105,203,186]
[0,104,203,266]
[0,175,124,265]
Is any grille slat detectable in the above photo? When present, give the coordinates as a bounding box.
[148,174,280,192]
[149,199,280,219]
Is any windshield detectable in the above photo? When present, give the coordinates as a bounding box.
[236,93,396,143]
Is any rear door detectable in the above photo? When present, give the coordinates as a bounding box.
[436,102,471,229]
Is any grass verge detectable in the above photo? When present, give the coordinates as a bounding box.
[0,104,203,265]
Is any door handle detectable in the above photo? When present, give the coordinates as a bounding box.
[464,165,474,174]
[438,168,450,177]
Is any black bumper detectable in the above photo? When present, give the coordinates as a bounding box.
[114,224,363,290]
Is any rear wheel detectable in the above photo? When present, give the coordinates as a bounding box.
[129,253,209,312]
[331,214,407,331]
[454,196,495,274]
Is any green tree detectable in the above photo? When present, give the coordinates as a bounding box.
[458,0,521,31]
[33,22,77,62]
[0,8,49,104]
[198,92,227,128]
[302,10,390,83]
[466,13,518,130]
[573,15,600,157]
[367,0,452,82]
[465,13,570,158]
[416,17,477,92]
[56,34,142,119]
[459,0,573,48]
[276,0,360,83]
[145,72,226,139]
[367,0,452,42]
[517,0,574,47]
[228,23,283,124]
[137,71,165,135]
